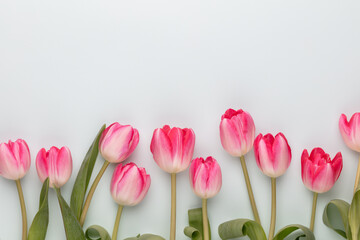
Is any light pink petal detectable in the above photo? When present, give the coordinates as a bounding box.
[54,147,72,187]
[220,119,242,156]
[272,133,291,177]
[36,148,49,183]
[150,128,173,173]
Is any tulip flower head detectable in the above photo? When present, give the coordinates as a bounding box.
[189,157,222,199]
[339,113,360,152]
[301,148,342,193]
[36,146,73,188]
[99,122,139,163]
[0,139,31,180]
[254,133,291,178]
[110,163,151,206]
[150,125,195,173]
[220,108,255,157]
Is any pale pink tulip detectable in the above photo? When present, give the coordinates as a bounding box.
[220,108,255,157]
[339,113,360,152]
[189,157,222,199]
[99,122,139,163]
[150,125,195,173]
[301,148,342,193]
[110,163,151,206]
[254,133,291,178]
[0,139,31,180]
[36,146,72,188]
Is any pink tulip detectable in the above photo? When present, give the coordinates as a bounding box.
[110,163,151,206]
[339,113,360,152]
[301,148,342,193]
[189,157,222,199]
[254,133,291,178]
[36,146,72,188]
[220,108,255,157]
[150,125,195,173]
[99,122,139,163]
[0,139,31,180]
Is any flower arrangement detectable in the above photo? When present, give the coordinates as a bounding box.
[0,109,359,240]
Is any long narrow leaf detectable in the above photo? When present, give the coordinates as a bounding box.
[184,208,211,240]
[70,124,106,220]
[28,179,50,240]
[85,225,111,240]
[322,199,350,238]
[348,187,360,240]
[56,188,85,240]
[218,218,266,240]
[123,234,165,240]
[273,224,315,240]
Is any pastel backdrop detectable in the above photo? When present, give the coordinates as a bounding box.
[1,0,360,239]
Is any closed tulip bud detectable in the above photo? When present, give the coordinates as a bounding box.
[99,122,139,163]
[220,108,255,157]
[110,163,151,206]
[254,133,291,178]
[301,148,342,193]
[0,139,31,180]
[150,125,195,173]
[339,113,360,152]
[36,146,73,188]
[189,157,222,199]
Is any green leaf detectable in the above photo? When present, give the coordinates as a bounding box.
[28,179,50,240]
[322,199,350,238]
[273,224,315,240]
[123,234,166,240]
[218,218,266,240]
[70,124,106,220]
[348,188,360,240]
[85,225,111,240]
[184,208,211,240]
[56,188,85,240]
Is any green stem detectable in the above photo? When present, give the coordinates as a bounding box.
[15,179,27,240]
[354,156,360,194]
[310,192,318,232]
[240,156,261,224]
[80,160,110,226]
[268,178,276,240]
[170,173,176,240]
[202,199,209,240]
[112,205,124,240]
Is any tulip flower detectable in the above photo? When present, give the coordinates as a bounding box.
[80,122,139,227]
[219,108,260,224]
[36,146,73,188]
[110,163,151,240]
[253,133,291,240]
[301,148,343,232]
[189,157,222,240]
[339,112,360,192]
[150,125,195,240]
[0,139,31,240]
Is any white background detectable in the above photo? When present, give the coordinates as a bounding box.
[1,0,360,239]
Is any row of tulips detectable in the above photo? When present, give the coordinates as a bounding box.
[0,109,359,240]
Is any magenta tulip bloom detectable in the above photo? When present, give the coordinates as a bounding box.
[36,146,73,188]
[301,148,342,193]
[254,133,291,178]
[0,139,31,180]
[189,157,222,199]
[150,125,195,173]
[110,163,151,206]
[339,113,360,152]
[99,122,139,163]
[220,108,255,157]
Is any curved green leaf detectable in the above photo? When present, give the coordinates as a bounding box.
[273,224,315,240]
[123,234,165,240]
[322,199,350,238]
[70,124,106,220]
[184,208,211,240]
[28,179,50,240]
[85,225,111,240]
[348,187,360,240]
[218,218,266,240]
[56,188,85,240]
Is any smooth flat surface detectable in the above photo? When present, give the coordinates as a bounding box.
[1,1,360,239]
